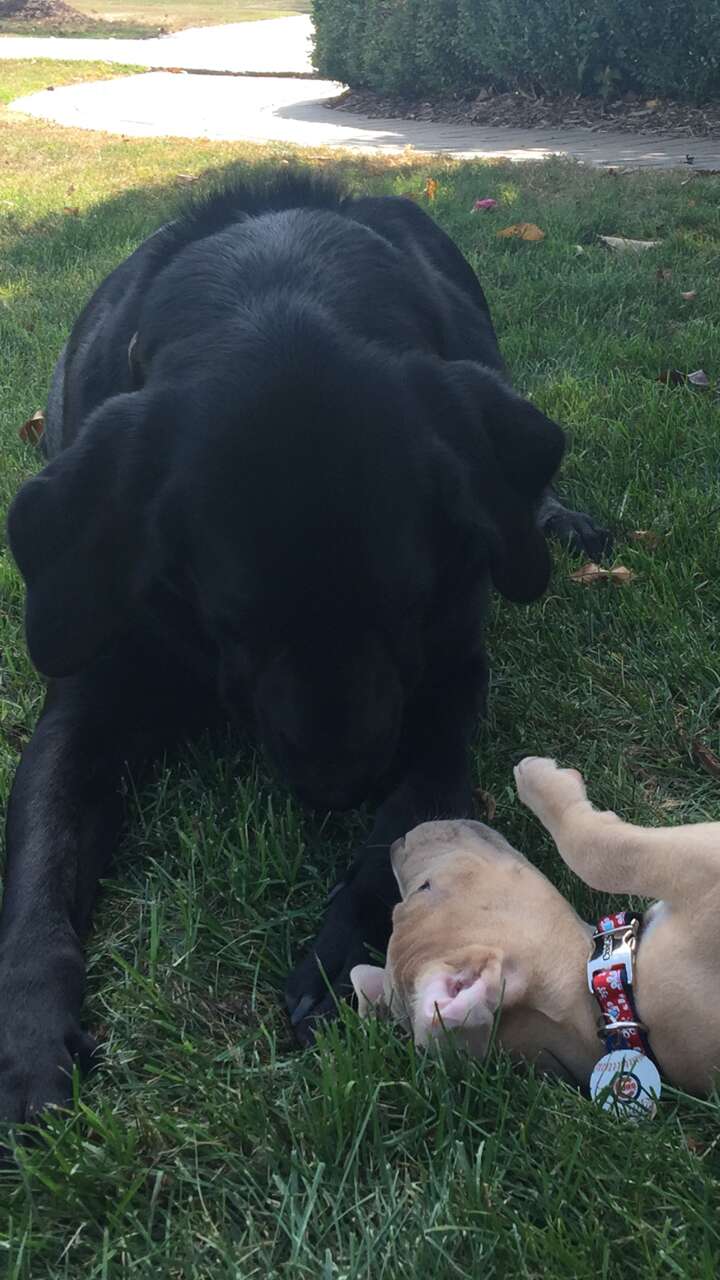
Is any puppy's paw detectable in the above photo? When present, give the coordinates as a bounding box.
[514,756,586,829]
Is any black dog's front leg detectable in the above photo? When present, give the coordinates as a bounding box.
[0,642,179,1128]
[0,675,131,1126]
[538,487,611,559]
[285,655,485,1044]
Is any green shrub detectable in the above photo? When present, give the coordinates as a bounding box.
[312,0,720,102]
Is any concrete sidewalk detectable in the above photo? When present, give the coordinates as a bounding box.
[8,70,720,167]
[0,14,315,75]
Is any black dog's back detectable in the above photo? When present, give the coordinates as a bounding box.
[57,174,504,452]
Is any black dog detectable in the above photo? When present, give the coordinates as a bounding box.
[2,172,606,1122]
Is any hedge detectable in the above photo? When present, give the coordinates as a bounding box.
[312,0,720,102]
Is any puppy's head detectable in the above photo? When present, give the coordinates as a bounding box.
[352,819,583,1065]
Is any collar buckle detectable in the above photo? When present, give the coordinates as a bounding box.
[587,917,639,992]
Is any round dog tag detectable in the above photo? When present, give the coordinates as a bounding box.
[590,1050,662,1121]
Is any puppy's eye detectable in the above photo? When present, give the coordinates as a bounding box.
[416,880,431,893]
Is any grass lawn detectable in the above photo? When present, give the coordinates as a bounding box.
[0,58,142,101]
[2,59,720,1279]
[0,0,310,40]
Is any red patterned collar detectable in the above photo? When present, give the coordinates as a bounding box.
[587,910,659,1066]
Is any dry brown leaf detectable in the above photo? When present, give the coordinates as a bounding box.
[629,529,661,549]
[657,368,686,386]
[19,408,45,446]
[656,267,673,282]
[599,235,662,253]
[692,737,720,780]
[569,562,635,585]
[63,206,80,216]
[569,562,606,584]
[685,1136,708,1155]
[425,177,439,202]
[681,290,698,301]
[609,565,635,584]
[497,222,545,242]
[474,787,497,822]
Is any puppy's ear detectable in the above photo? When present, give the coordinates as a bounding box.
[7,392,164,677]
[414,949,526,1052]
[416,357,564,604]
[350,964,388,1017]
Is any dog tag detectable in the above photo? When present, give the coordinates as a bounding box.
[590,1049,662,1121]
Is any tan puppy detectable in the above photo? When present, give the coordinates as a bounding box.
[351,757,720,1095]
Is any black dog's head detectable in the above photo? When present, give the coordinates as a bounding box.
[8,311,563,810]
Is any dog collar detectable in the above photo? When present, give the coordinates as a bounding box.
[586,910,662,1118]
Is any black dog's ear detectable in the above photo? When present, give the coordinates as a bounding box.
[7,392,162,677]
[415,358,565,604]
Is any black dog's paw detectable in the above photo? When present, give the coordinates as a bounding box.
[285,881,388,1047]
[0,1007,96,1131]
[540,503,612,561]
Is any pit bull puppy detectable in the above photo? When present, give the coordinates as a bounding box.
[351,756,720,1096]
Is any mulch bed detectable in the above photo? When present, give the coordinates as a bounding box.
[0,0,81,17]
[328,86,720,139]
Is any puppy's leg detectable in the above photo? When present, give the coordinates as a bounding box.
[285,654,483,1043]
[515,756,720,903]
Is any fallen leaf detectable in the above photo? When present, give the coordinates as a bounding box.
[681,290,697,301]
[688,369,710,387]
[645,98,660,108]
[63,206,80,216]
[656,267,673,282]
[474,787,497,822]
[657,369,686,386]
[473,197,498,211]
[569,562,635,585]
[569,562,606,584]
[685,1136,708,1155]
[19,409,44,446]
[629,529,661,549]
[497,222,545,242]
[599,235,662,253]
[425,178,439,202]
[575,245,584,255]
[692,736,720,780]
[609,565,635,584]
[176,173,198,184]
